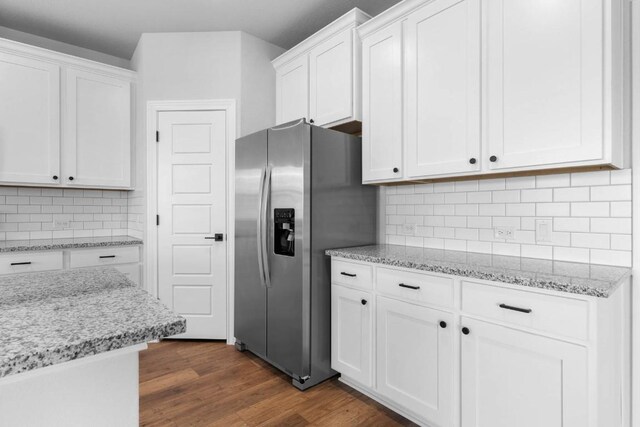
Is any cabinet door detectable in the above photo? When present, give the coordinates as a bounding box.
[331,285,373,387]
[377,296,454,426]
[64,69,131,188]
[0,52,60,185]
[406,0,481,178]
[461,318,588,427]
[361,22,403,182]
[309,28,353,126]
[275,55,309,125]
[484,0,604,170]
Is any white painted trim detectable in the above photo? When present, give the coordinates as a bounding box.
[271,8,370,68]
[631,0,640,424]
[357,0,429,39]
[145,99,237,345]
[0,37,136,79]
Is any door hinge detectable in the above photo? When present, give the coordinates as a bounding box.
[156,131,159,142]
[156,215,160,226]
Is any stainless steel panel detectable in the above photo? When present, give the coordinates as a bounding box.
[234,130,268,357]
[266,120,311,378]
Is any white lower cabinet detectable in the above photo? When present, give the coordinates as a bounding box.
[460,317,588,427]
[377,296,454,426]
[331,285,372,387]
[330,258,629,427]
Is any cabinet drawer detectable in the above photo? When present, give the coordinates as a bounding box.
[461,281,589,341]
[376,267,454,308]
[0,251,63,275]
[69,246,140,268]
[331,259,373,290]
[113,263,141,287]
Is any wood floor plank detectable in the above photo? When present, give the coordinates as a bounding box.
[139,340,417,427]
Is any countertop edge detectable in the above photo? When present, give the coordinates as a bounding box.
[0,317,186,379]
[0,238,144,253]
[325,249,628,299]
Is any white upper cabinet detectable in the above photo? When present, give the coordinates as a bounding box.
[360,0,625,184]
[64,69,131,188]
[406,0,481,178]
[485,0,613,171]
[0,52,60,185]
[361,21,403,182]
[0,38,135,189]
[309,29,354,126]
[273,8,370,128]
[275,55,309,125]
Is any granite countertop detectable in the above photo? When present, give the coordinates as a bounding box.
[0,267,185,378]
[0,235,143,253]
[326,244,632,298]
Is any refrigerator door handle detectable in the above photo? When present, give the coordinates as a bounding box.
[256,167,266,288]
[261,166,272,288]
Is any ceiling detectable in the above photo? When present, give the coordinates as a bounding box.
[0,0,402,60]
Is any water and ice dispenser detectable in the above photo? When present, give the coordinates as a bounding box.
[274,208,295,256]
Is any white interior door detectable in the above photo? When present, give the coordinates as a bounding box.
[0,52,60,185]
[157,110,227,339]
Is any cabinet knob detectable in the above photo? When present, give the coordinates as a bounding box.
[309,119,315,124]
[52,175,58,180]
[462,327,470,335]
[439,321,447,329]
[393,167,399,173]
[489,155,498,162]
[361,299,367,306]
[469,158,476,165]
[68,176,74,181]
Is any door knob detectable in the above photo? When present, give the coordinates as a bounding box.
[205,233,224,241]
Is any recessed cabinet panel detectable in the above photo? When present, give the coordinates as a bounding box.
[64,69,131,188]
[0,53,60,185]
[276,55,309,125]
[461,318,588,427]
[331,285,373,387]
[484,0,605,170]
[309,29,353,126]
[376,296,454,426]
[406,0,481,178]
[361,21,403,182]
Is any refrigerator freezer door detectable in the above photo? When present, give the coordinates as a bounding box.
[234,130,268,358]
[266,120,311,379]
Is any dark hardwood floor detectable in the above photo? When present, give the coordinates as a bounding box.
[139,340,417,426]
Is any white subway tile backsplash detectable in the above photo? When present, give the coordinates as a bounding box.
[590,185,631,201]
[382,169,632,267]
[0,186,129,240]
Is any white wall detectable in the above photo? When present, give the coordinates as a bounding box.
[127,30,283,240]
[0,25,130,69]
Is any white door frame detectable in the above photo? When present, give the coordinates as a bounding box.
[632,1,639,425]
[146,99,236,345]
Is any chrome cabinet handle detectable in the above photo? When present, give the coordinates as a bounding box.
[499,303,532,314]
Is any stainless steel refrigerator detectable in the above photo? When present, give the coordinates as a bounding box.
[234,119,376,390]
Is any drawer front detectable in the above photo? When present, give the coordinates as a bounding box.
[331,259,373,290]
[376,267,454,308]
[461,281,589,341]
[69,246,140,269]
[113,263,141,287]
[0,251,63,275]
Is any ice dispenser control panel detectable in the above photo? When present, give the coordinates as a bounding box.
[274,208,295,257]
